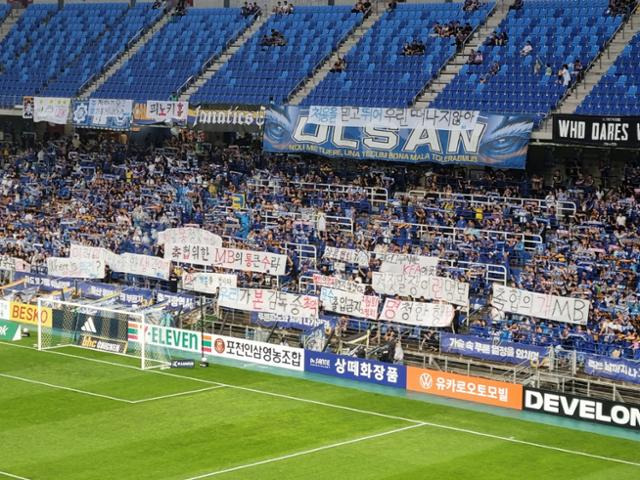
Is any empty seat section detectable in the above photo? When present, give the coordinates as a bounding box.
[94,8,253,103]
[301,2,493,108]
[431,0,622,126]
[191,6,364,106]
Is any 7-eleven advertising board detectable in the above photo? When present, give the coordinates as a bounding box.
[127,322,208,355]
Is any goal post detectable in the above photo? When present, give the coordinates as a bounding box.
[36,298,170,370]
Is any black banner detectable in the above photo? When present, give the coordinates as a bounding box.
[523,387,640,431]
[552,114,640,147]
[77,334,128,354]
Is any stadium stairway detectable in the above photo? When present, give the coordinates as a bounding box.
[288,10,384,106]
[532,5,640,139]
[180,12,269,103]
[414,0,512,108]
[79,9,171,99]
[0,6,25,45]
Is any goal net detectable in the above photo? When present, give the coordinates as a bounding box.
[37,298,170,370]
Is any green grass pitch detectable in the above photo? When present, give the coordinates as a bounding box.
[1,339,639,480]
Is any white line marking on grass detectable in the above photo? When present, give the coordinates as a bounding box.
[0,470,32,480]
[132,386,226,404]
[183,423,427,480]
[0,372,134,404]
[3,343,640,469]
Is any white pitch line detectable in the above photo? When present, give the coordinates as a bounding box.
[0,470,32,480]
[131,386,226,404]
[183,423,427,480]
[2,342,640,469]
[0,372,134,404]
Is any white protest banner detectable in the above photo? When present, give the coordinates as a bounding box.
[165,243,217,266]
[308,106,479,131]
[33,97,71,124]
[208,333,304,371]
[218,287,319,318]
[491,285,590,325]
[111,253,171,281]
[319,287,379,319]
[181,272,237,294]
[70,244,115,264]
[157,227,222,247]
[89,99,133,128]
[210,247,286,276]
[312,274,366,294]
[377,253,438,275]
[323,246,370,267]
[46,257,105,279]
[372,273,469,307]
[146,100,189,125]
[379,299,454,327]
[0,256,30,273]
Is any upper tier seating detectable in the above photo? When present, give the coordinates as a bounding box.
[431,0,622,126]
[190,6,363,106]
[301,2,493,108]
[577,31,640,115]
[94,8,253,103]
[0,3,130,106]
[41,4,161,98]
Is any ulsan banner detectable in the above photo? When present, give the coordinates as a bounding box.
[491,285,590,325]
[46,257,105,279]
[372,273,469,307]
[263,106,535,168]
[379,299,454,327]
[218,287,319,319]
[33,97,71,124]
[319,287,379,320]
[72,99,133,130]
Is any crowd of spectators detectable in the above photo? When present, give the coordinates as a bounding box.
[1,132,640,363]
[351,0,371,15]
[241,2,261,17]
[272,1,294,15]
[607,0,637,16]
[260,29,286,47]
[402,39,425,56]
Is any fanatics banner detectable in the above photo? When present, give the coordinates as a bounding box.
[263,106,535,168]
[552,114,640,147]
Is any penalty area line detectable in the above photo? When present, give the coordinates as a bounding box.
[182,423,427,480]
[0,471,32,480]
[131,385,227,404]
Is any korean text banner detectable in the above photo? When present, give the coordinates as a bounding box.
[72,99,133,130]
[305,350,406,389]
[406,366,523,409]
[491,284,590,325]
[250,312,334,332]
[583,354,640,385]
[33,97,71,124]
[440,333,549,366]
[181,272,237,294]
[372,273,469,307]
[319,287,379,319]
[379,299,454,327]
[146,100,189,126]
[263,106,535,168]
[218,287,319,319]
[46,257,105,279]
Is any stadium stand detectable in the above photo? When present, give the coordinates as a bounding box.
[300,2,494,108]
[431,0,624,125]
[576,31,640,115]
[190,6,364,106]
[93,8,255,102]
[41,4,162,98]
[0,3,130,107]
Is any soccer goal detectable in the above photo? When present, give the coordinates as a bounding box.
[37,298,170,370]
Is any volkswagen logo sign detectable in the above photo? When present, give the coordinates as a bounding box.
[419,373,433,389]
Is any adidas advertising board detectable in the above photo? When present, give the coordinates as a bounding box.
[80,317,98,334]
[77,334,128,355]
[523,387,640,431]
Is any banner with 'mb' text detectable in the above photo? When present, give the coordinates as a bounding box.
[263,106,535,168]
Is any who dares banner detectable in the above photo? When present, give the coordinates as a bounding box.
[72,99,133,130]
[491,285,590,325]
[553,114,640,147]
[263,106,534,168]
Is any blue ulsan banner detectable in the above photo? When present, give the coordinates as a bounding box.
[250,312,335,332]
[72,99,133,130]
[440,332,549,366]
[584,354,640,384]
[263,106,535,168]
[305,350,406,389]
